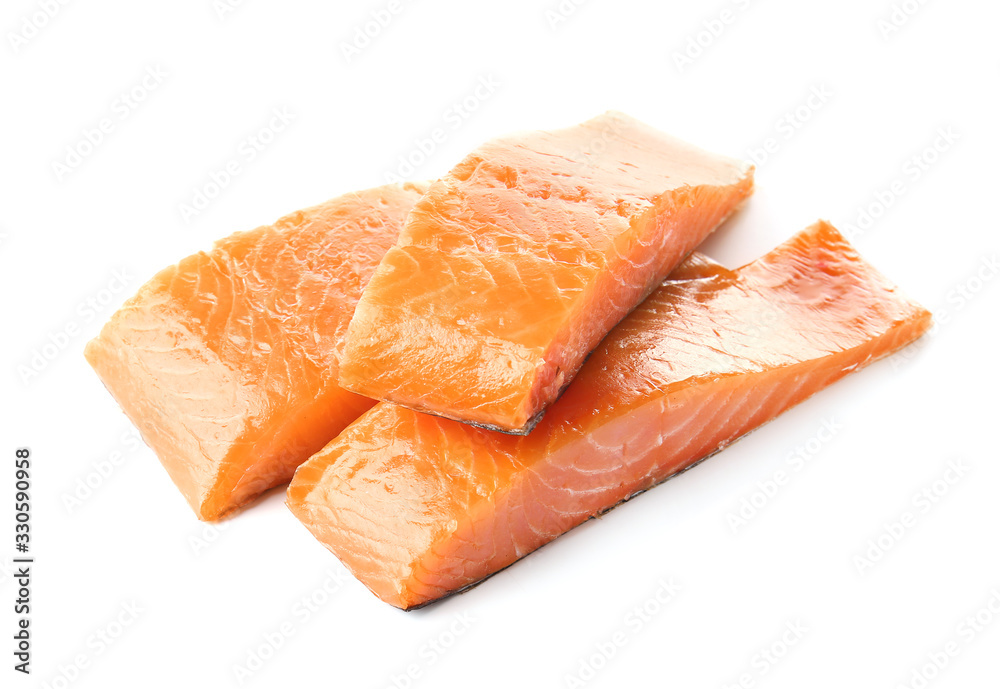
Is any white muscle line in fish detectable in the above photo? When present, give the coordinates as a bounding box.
[642,384,747,489]
[763,361,834,425]
[481,254,536,311]
[735,376,793,435]
[262,315,292,394]
[529,463,598,519]
[329,506,405,568]
[621,417,664,462]
[666,386,739,461]
[121,320,167,336]
[487,496,519,562]
[507,497,538,562]
[644,389,719,453]
[600,264,635,310]
[632,433,675,491]
[404,565,436,596]
[588,421,654,466]
[532,460,613,503]
[127,346,224,402]
[719,377,787,448]
[434,528,493,585]
[539,489,593,529]
[625,400,710,487]
[202,265,238,358]
[515,479,559,556]
[538,471,627,513]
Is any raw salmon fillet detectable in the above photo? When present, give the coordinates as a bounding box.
[289,221,931,609]
[339,112,755,434]
[85,183,428,520]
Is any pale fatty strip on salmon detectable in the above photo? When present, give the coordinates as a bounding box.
[85,183,428,520]
[339,112,755,434]
[289,221,931,610]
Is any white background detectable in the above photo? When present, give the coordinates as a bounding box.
[2,0,999,687]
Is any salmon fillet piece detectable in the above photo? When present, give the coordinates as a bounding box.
[289,221,932,609]
[85,183,428,520]
[339,112,755,434]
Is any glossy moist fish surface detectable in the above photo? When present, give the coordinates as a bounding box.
[85,183,428,520]
[289,221,932,609]
[338,111,755,434]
